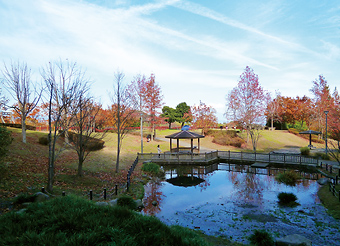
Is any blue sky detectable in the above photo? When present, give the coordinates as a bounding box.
[1,0,339,122]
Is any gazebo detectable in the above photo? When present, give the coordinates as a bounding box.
[165,130,205,153]
[299,130,322,149]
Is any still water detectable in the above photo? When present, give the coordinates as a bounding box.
[142,163,340,245]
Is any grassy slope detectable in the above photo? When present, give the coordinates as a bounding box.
[249,130,324,152]
[158,129,324,152]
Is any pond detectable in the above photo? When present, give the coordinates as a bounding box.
[142,163,340,245]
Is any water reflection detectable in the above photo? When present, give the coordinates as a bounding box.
[142,178,164,216]
[142,163,322,215]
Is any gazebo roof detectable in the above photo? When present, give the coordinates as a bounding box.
[165,130,205,139]
[299,130,322,135]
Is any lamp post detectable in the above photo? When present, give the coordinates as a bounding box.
[140,112,143,154]
[324,110,329,155]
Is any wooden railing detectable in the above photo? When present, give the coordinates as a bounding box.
[329,181,340,202]
[127,157,139,191]
[218,150,319,165]
[138,150,319,166]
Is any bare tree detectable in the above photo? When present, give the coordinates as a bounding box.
[0,85,7,109]
[1,61,41,143]
[266,91,281,130]
[68,97,106,177]
[110,71,138,173]
[41,60,89,192]
[128,74,147,153]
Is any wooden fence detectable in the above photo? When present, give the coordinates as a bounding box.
[329,180,340,202]
[127,156,139,191]
[138,150,319,166]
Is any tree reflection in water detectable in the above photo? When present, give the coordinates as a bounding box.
[143,178,164,216]
[142,163,320,215]
[229,171,264,205]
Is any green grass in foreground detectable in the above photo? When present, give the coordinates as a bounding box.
[0,195,208,246]
[318,184,340,220]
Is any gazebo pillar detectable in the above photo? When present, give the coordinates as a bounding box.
[170,139,172,152]
[198,138,200,152]
[177,139,179,152]
[191,138,193,153]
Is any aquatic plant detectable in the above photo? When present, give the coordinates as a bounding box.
[248,229,275,246]
[275,170,300,186]
[277,192,299,207]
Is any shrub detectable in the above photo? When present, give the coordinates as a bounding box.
[300,147,310,156]
[0,123,36,130]
[288,128,299,135]
[0,196,207,246]
[314,152,330,160]
[68,131,105,151]
[85,138,105,151]
[0,125,13,161]
[248,229,275,246]
[13,193,36,206]
[117,195,137,210]
[275,170,300,186]
[142,162,161,175]
[211,131,245,147]
[38,136,49,145]
[277,192,299,207]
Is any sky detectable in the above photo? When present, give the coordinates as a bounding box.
[0,0,339,122]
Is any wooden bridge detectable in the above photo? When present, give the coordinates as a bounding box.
[137,150,320,167]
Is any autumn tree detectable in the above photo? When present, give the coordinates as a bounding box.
[143,74,163,140]
[1,61,42,143]
[94,107,110,129]
[295,95,314,129]
[175,102,192,127]
[310,75,333,137]
[327,88,340,164]
[41,60,89,192]
[110,71,138,173]
[68,97,106,177]
[226,66,268,151]
[191,100,217,135]
[276,96,298,127]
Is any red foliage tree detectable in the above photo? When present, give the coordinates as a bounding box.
[143,74,164,140]
[310,75,333,136]
[328,88,340,164]
[191,101,217,135]
[226,66,268,151]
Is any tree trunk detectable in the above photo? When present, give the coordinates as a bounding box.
[271,117,273,130]
[116,135,120,173]
[77,134,84,177]
[21,113,26,143]
[47,129,55,192]
[77,155,84,177]
[47,88,54,193]
[152,123,156,140]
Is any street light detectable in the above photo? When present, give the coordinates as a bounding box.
[324,110,329,155]
[140,112,143,154]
